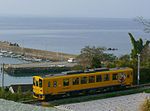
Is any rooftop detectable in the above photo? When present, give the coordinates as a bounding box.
[43,67,131,78]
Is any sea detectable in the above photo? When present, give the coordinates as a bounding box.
[0,17,149,86]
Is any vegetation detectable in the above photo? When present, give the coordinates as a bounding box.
[137,17,150,33]
[75,33,149,85]
[128,33,150,59]
[114,33,149,84]
[135,17,150,68]
[142,99,150,111]
[77,46,105,69]
[115,54,133,67]
[0,87,33,102]
[77,46,116,69]
[141,45,150,68]
[139,68,150,84]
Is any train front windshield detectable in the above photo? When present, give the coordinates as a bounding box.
[33,77,45,100]
[33,77,43,88]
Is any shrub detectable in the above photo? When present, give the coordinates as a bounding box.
[0,87,33,102]
[142,99,150,111]
[133,68,150,84]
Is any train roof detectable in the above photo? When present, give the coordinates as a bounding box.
[40,67,132,78]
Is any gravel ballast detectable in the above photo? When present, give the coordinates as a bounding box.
[56,93,150,111]
[0,99,60,111]
[0,93,149,111]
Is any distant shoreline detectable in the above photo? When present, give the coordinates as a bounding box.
[0,41,76,62]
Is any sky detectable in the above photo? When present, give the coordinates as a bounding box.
[0,0,149,18]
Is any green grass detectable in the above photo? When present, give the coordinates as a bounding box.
[144,89,150,93]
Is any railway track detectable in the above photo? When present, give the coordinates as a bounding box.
[127,83,150,89]
[22,83,150,106]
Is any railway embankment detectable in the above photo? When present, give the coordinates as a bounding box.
[56,93,150,111]
[0,99,60,111]
[0,41,76,61]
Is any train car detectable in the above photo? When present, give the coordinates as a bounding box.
[33,67,133,100]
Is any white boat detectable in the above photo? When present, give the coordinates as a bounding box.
[33,58,42,62]
[57,64,65,67]
[67,58,76,63]
[8,51,13,54]
[23,57,33,61]
[1,50,7,53]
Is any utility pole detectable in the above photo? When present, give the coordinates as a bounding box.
[1,63,5,89]
[137,54,140,85]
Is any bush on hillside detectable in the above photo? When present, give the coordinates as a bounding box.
[142,99,150,111]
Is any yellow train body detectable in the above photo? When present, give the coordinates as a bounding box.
[33,67,133,100]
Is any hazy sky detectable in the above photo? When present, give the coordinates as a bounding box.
[0,0,149,18]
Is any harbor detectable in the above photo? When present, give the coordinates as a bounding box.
[0,56,75,86]
[0,41,77,76]
[0,41,76,62]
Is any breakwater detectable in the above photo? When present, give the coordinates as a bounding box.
[3,62,77,76]
[0,41,76,61]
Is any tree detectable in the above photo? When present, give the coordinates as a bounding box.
[135,17,150,68]
[119,54,130,61]
[141,45,150,68]
[116,54,134,67]
[128,33,150,59]
[77,46,105,69]
[137,17,150,33]
[77,46,116,69]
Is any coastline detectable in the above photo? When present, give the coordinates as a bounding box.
[0,41,76,61]
[0,41,77,76]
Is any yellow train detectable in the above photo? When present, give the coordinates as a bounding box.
[33,67,133,100]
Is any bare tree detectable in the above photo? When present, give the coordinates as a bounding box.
[137,17,150,33]
[135,17,150,67]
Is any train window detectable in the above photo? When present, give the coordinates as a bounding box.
[81,77,87,84]
[36,81,38,86]
[53,81,57,87]
[112,74,118,80]
[104,74,109,81]
[63,79,69,86]
[89,76,95,83]
[127,74,130,78]
[96,75,102,82]
[39,79,42,87]
[48,81,50,87]
[72,78,79,85]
